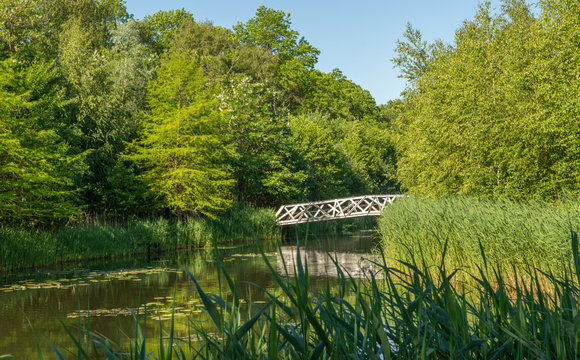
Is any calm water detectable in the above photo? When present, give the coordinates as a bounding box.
[0,230,378,358]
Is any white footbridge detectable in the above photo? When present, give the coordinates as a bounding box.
[275,195,404,226]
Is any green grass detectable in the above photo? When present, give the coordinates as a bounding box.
[377,196,580,277]
[14,229,580,359]
[0,204,280,271]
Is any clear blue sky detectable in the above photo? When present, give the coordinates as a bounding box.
[124,0,512,105]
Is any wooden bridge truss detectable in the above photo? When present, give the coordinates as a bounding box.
[275,195,404,226]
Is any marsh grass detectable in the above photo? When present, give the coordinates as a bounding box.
[377,196,580,279]
[16,229,580,359]
[0,204,279,271]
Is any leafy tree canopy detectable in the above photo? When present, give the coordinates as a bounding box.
[126,51,233,217]
[233,6,320,69]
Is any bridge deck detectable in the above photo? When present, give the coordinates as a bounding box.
[275,195,403,226]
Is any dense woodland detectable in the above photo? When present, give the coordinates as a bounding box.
[393,0,580,199]
[0,0,399,227]
[2,0,580,228]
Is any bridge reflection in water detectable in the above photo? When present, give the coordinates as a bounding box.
[275,245,382,279]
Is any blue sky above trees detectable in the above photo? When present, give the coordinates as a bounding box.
[124,0,509,104]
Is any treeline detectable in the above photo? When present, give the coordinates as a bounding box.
[0,1,398,227]
[392,0,580,199]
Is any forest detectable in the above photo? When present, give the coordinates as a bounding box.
[0,0,399,228]
[2,0,580,229]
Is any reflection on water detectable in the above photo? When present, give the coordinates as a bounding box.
[0,230,378,358]
[277,246,377,278]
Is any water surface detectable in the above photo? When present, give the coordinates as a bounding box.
[0,230,377,358]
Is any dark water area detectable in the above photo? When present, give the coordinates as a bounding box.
[0,229,378,358]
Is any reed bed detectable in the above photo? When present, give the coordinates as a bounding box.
[20,231,580,359]
[0,205,279,271]
[377,196,580,277]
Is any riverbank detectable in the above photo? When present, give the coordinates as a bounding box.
[0,204,280,272]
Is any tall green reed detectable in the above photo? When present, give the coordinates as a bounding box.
[0,205,280,271]
[377,196,580,276]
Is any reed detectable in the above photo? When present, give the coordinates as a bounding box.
[0,204,280,271]
[18,230,580,359]
[377,196,580,277]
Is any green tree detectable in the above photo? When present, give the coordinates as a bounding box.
[296,69,382,122]
[0,0,43,56]
[0,58,84,227]
[58,17,156,209]
[343,121,399,194]
[126,51,233,217]
[0,0,129,60]
[233,6,320,112]
[394,0,579,198]
[219,75,307,206]
[141,8,193,54]
[233,6,319,69]
[392,23,436,85]
[289,113,354,200]
[534,0,580,197]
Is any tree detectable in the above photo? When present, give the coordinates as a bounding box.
[233,6,319,69]
[289,113,355,200]
[58,18,156,209]
[343,121,400,194]
[125,51,233,217]
[141,9,193,54]
[295,68,382,122]
[219,75,307,206]
[233,6,321,112]
[0,0,43,56]
[0,0,130,60]
[392,22,450,94]
[394,0,579,198]
[0,58,84,227]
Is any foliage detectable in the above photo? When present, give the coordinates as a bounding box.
[58,17,156,209]
[0,58,84,227]
[289,113,354,200]
[391,22,449,87]
[0,206,279,271]
[290,113,399,199]
[232,6,319,69]
[0,0,396,227]
[0,0,44,56]
[295,69,382,122]
[343,120,399,194]
[126,51,233,218]
[141,8,194,54]
[220,76,307,207]
[393,0,580,199]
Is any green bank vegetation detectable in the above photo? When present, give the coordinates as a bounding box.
[17,233,580,359]
[0,205,279,271]
[377,196,580,278]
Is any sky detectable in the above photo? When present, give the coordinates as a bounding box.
[124,0,511,105]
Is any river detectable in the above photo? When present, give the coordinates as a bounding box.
[0,229,378,358]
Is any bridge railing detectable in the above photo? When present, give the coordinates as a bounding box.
[275,194,404,226]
